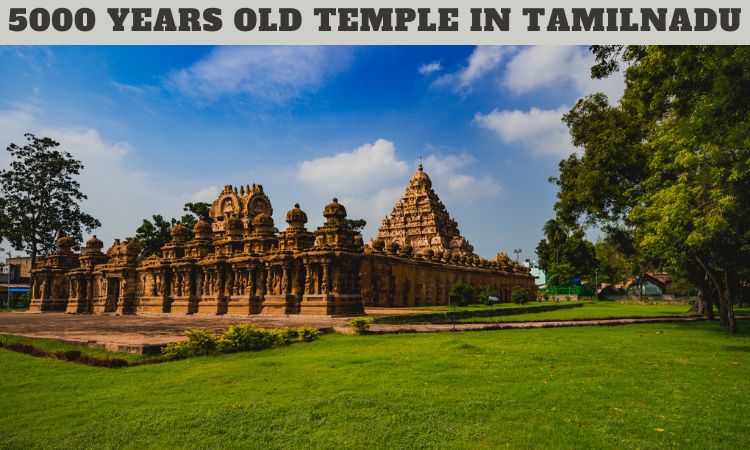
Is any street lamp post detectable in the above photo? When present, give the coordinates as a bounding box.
[513,248,522,264]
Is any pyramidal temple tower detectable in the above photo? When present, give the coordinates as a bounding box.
[377,163,474,256]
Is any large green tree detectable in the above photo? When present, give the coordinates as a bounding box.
[554,46,750,331]
[0,134,100,267]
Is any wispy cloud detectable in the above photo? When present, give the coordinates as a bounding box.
[166,46,354,103]
[434,46,511,92]
[503,46,624,100]
[422,153,503,200]
[418,61,442,75]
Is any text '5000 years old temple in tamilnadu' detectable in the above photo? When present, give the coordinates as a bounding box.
[29,164,536,316]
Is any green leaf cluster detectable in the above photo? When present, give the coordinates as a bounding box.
[554,46,750,330]
[0,134,100,266]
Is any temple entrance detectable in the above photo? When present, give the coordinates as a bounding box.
[105,277,120,312]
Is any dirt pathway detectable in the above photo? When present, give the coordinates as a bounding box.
[364,316,707,334]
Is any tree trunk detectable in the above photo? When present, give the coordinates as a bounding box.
[689,288,706,315]
[691,275,716,320]
[723,271,737,333]
[695,255,731,329]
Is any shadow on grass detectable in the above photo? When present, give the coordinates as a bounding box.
[662,317,750,336]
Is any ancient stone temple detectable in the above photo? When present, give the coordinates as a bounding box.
[29,165,536,316]
[378,163,474,255]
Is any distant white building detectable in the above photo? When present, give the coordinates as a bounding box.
[523,260,546,287]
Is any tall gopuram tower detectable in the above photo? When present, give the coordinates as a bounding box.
[377,163,474,256]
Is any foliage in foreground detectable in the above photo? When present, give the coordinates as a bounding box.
[161,325,321,360]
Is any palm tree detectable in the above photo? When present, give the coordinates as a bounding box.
[543,219,567,264]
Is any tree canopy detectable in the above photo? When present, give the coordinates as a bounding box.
[553,46,750,331]
[345,218,367,233]
[0,134,100,267]
[135,202,210,258]
[536,224,597,282]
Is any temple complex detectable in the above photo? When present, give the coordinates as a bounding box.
[29,165,536,316]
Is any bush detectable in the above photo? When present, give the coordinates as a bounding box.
[477,284,499,305]
[296,325,321,342]
[350,317,371,334]
[217,324,282,353]
[162,329,218,360]
[449,280,475,306]
[511,286,528,305]
[162,325,321,360]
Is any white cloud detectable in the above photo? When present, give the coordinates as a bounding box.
[467,47,625,159]
[422,153,503,200]
[0,104,200,248]
[167,46,352,103]
[474,106,575,157]
[503,46,625,101]
[297,139,409,195]
[434,46,510,91]
[190,185,220,203]
[0,103,37,148]
[418,61,442,76]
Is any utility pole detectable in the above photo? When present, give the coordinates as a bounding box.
[5,251,12,308]
[513,248,522,264]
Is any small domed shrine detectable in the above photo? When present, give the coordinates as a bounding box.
[29,171,535,316]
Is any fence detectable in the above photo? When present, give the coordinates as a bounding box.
[539,285,595,296]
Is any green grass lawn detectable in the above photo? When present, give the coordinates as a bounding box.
[456,301,693,323]
[2,322,749,448]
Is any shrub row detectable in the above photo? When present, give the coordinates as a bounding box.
[371,302,585,325]
[161,324,321,360]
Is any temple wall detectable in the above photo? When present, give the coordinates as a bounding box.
[361,253,537,307]
[28,187,536,316]
[30,250,536,315]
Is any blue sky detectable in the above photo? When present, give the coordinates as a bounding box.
[0,46,623,261]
